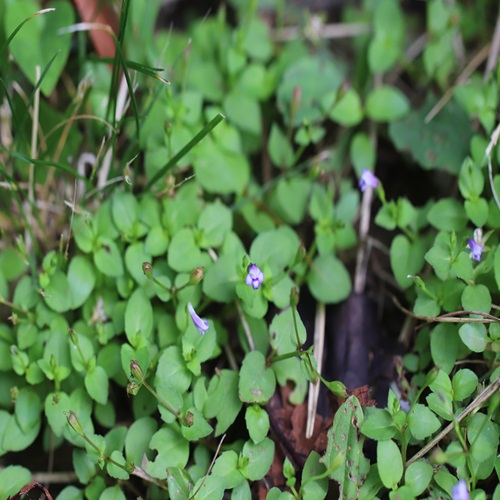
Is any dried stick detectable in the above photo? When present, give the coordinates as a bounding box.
[306,301,325,439]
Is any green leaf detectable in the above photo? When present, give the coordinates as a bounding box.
[192,475,225,500]
[155,346,192,395]
[203,254,239,303]
[181,407,213,441]
[427,199,467,231]
[269,308,307,354]
[5,0,74,96]
[67,256,96,310]
[125,242,152,286]
[224,92,261,135]
[307,254,351,304]
[94,238,124,278]
[300,451,328,500]
[111,190,140,236]
[426,392,453,421]
[242,18,272,61]
[125,288,153,345]
[0,465,32,499]
[390,235,426,289]
[125,417,158,464]
[45,392,72,437]
[389,96,472,174]
[99,485,126,500]
[147,427,189,479]
[193,139,250,195]
[461,284,491,313]
[277,56,344,126]
[205,370,242,436]
[274,177,312,225]
[329,88,363,126]
[168,228,205,273]
[361,409,396,440]
[15,388,41,433]
[250,227,300,275]
[376,440,403,489]
[240,438,275,480]
[452,369,478,401]
[350,132,376,173]
[0,247,26,281]
[2,412,40,451]
[467,413,498,463]
[365,86,410,122]
[408,404,441,440]
[368,0,404,73]
[84,365,109,405]
[107,450,129,480]
[458,323,487,353]
[465,198,489,227]
[405,460,434,497]
[268,124,294,168]
[212,451,245,489]
[73,448,96,484]
[166,467,193,500]
[239,351,276,403]
[44,271,72,313]
[198,202,233,248]
[245,405,270,444]
[321,396,369,498]
[430,323,459,374]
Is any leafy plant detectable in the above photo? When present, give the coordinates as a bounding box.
[0,0,499,499]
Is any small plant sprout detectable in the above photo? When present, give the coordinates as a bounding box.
[358,168,379,192]
[451,479,469,500]
[187,302,209,335]
[245,263,264,290]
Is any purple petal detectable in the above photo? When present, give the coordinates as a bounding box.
[467,238,484,262]
[451,479,469,500]
[187,302,209,335]
[359,169,378,192]
[246,264,264,290]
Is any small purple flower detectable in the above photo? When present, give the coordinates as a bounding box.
[187,302,209,335]
[358,169,379,192]
[467,238,484,262]
[451,479,469,500]
[245,264,264,290]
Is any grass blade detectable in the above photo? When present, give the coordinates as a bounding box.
[146,113,225,189]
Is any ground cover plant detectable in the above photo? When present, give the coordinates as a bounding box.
[0,0,499,498]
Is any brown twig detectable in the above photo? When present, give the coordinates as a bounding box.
[392,295,500,324]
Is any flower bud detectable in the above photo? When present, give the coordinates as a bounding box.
[68,328,78,345]
[188,266,204,286]
[142,262,153,279]
[66,410,85,437]
[130,360,144,381]
[127,381,141,396]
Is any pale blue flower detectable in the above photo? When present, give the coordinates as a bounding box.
[451,479,469,500]
[187,302,209,335]
[359,168,379,192]
[467,238,484,262]
[245,264,264,290]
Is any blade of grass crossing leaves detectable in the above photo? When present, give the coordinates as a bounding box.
[8,150,92,187]
[0,8,55,62]
[89,57,170,84]
[147,113,226,189]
